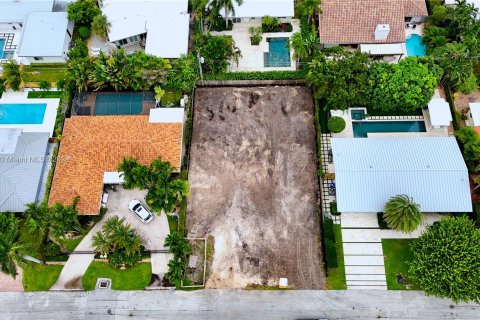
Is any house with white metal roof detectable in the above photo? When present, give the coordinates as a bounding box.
[331,137,472,213]
[0,129,49,212]
[101,0,190,58]
[17,12,73,63]
[218,0,294,20]
[0,0,74,64]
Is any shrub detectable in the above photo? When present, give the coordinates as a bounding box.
[44,243,61,258]
[377,212,390,229]
[409,217,480,303]
[108,251,142,269]
[262,16,280,32]
[323,218,338,268]
[204,69,307,81]
[284,23,293,32]
[330,201,340,216]
[327,116,346,133]
[384,195,423,233]
[67,0,100,25]
[78,26,91,39]
[459,73,477,94]
[249,26,263,45]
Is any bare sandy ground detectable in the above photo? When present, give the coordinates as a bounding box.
[187,86,325,289]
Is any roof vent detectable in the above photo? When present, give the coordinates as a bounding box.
[375,24,390,41]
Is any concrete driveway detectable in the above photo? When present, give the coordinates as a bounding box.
[52,187,171,290]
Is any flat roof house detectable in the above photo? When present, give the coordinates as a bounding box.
[219,0,294,20]
[319,0,428,59]
[0,0,74,64]
[17,12,74,63]
[101,0,190,58]
[0,129,49,212]
[331,137,472,213]
[48,114,184,215]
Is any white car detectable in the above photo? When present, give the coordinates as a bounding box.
[128,199,154,223]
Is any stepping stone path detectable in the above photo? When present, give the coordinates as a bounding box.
[341,213,387,290]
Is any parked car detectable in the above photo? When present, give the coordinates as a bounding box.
[128,199,153,223]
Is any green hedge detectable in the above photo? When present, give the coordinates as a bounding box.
[330,201,340,216]
[314,99,323,176]
[323,218,338,269]
[204,70,307,81]
[28,62,68,68]
[444,85,461,130]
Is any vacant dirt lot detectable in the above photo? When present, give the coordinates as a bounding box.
[187,86,325,289]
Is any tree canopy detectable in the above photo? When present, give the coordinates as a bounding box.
[383,195,423,233]
[409,217,480,303]
[67,0,101,25]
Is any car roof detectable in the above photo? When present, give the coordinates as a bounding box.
[134,204,151,219]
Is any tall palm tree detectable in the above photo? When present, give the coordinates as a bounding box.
[211,0,243,28]
[296,0,321,27]
[290,31,319,64]
[2,60,24,91]
[91,14,111,38]
[102,216,126,237]
[0,213,28,278]
[190,0,209,32]
[118,157,144,189]
[92,231,111,256]
[383,195,423,233]
[23,202,49,236]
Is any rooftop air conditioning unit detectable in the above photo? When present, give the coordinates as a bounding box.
[375,24,390,41]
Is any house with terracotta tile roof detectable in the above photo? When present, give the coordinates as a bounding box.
[319,0,428,60]
[48,112,184,215]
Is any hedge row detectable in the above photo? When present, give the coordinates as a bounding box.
[204,69,307,81]
[28,62,68,68]
[444,85,461,130]
[323,218,338,269]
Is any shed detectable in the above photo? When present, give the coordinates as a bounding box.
[428,98,452,128]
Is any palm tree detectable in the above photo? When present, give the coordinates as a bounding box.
[0,77,5,97]
[164,257,185,284]
[191,0,209,32]
[0,213,28,278]
[383,195,423,233]
[2,60,24,91]
[296,0,321,28]
[102,216,126,238]
[91,14,111,38]
[164,232,191,260]
[290,32,319,64]
[23,202,49,236]
[118,157,144,189]
[91,231,111,257]
[211,0,243,28]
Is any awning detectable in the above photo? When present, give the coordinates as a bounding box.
[428,98,452,127]
[103,172,124,184]
[359,43,404,55]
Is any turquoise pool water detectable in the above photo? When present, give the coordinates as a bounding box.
[353,121,426,138]
[351,109,366,120]
[0,103,47,124]
[0,38,4,58]
[264,37,291,67]
[406,34,426,57]
[94,93,143,115]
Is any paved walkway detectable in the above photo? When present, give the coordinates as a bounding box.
[0,268,23,292]
[341,212,443,290]
[51,188,171,290]
[1,290,478,319]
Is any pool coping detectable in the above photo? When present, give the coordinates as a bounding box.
[0,91,60,137]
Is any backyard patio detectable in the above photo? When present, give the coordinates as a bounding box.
[210,19,300,72]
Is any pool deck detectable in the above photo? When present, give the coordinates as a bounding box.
[0,90,60,137]
[330,107,450,139]
[210,19,299,72]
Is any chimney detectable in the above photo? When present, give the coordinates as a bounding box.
[374,24,390,41]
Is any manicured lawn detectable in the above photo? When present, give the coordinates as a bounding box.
[22,264,63,292]
[23,65,67,85]
[82,262,151,291]
[18,223,43,260]
[382,239,419,290]
[325,224,346,290]
[27,91,63,99]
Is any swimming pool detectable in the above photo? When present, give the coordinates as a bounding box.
[353,121,426,138]
[406,34,426,57]
[351,109,366,120]
[0,38,4,58]
[0,103,47,124]
[264,37,291,67]
[94,93,143,115]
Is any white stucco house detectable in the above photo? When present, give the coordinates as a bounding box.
[101,0,190,58]
[218,0,294,22]
[0,0,74,64]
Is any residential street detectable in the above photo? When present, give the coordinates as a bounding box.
[0,290,478,319]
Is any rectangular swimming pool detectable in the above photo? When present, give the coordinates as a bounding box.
[353,121,426,138]
[264,37,291,67]
[94,93,143,115]
[0,103,47,124]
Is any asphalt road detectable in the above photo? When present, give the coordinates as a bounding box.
[0,290,479,319]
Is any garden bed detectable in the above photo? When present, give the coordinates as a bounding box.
[325,224,346,290]
[182,238,207,287]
